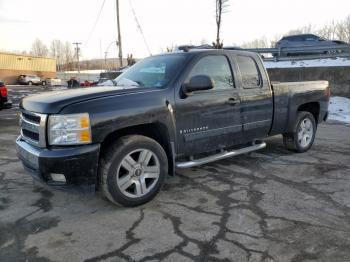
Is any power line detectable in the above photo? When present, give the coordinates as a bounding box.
[128,0,152,56]
[86,0,107,42]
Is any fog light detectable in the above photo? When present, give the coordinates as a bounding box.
[50,173,66,183]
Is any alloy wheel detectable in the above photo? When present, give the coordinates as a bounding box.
[116,149,160,198]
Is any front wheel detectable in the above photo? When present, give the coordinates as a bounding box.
[283,111,317,153]
[99,135,168,207]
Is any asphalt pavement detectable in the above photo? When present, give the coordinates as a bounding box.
[1,86,350,262]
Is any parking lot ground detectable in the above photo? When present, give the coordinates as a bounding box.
[1,86,350,262]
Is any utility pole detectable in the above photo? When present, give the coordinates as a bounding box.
[100,39,103,71]
[73,42,82,73]
[104,52,108,69]
[116,0,123,68]
[57,55,60,72]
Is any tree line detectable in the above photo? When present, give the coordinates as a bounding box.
[29,39,76,71]
[29,39,136,71]
[242,14,350,48]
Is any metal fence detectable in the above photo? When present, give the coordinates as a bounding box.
[235,44,350,61]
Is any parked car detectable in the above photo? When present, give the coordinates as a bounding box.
[16,50,330,207]
[18,75,43,86]
[275,34,347,56]
[80,80,94,87]
[0,81,12,109]
[43,78,62,87]
[67,77,80,88]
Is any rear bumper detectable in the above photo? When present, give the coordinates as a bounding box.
[16,136,100,186]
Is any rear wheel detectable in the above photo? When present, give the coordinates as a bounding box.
[99,135,168,207]
[283,111,317,153]
[28,81,33,86]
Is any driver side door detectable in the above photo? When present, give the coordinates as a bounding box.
[175,54,242,156]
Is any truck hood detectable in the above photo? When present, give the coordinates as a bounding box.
[20,86,154,114]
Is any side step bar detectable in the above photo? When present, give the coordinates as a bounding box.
[175,141,266,169]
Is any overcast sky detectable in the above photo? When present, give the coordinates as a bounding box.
[0,0,349,59]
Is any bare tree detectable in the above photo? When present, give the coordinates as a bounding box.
[50,39,65,70]
[127,54,136,66]
[317,20,338,39]
[160,44,176,53]
[335,15,350,42]
[165,45,175,52]
[343,15,350,42]
[213,0,230,49]
[282,15,350,43]
[238,13,350,50]
[30,38,49,57]
[200,38,209,45]
[285,24,314,36]
[62,42,75,71]
[241,37,269,48]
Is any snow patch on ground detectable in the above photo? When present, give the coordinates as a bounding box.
[264,57,350,69]
[328,96,350,124]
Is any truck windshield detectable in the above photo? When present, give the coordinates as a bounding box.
[114,54,187,89]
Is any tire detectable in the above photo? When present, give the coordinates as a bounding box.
[42,81,46,86]
[99,135,168,207]
[283,111,317,153]
[28,81,33,86]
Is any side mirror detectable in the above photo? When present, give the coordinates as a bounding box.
[183,75,214,93]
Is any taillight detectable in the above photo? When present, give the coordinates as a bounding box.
[0,86,7,97]
[325,86,331,100]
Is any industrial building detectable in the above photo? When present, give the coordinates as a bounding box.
[0,52,56,84]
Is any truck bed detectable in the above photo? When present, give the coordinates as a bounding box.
[270,80,330,136]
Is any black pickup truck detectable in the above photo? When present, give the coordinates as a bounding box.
[16,49,330,206]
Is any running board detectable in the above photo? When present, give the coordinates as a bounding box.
[175,141,266,169]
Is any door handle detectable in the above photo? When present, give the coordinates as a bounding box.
[226,98,240,106]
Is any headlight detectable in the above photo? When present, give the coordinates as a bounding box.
[48,113,91,145]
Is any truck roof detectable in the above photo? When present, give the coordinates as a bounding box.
[156,49,259,58]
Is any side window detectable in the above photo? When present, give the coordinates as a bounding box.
[305,35,316,41]
[289,36,302,42]
[187,55,234,90]
[236,55,261,89]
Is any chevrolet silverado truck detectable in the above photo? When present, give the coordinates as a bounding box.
[16,49,330,206]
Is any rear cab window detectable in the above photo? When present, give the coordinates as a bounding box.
[236,55,262,89]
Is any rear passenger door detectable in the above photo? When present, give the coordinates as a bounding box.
[235,54,273,141]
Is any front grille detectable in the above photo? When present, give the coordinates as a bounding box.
[22,129,39,141]
[22,112,41,123]
[20,110,47,147]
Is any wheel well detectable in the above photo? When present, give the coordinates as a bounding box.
[100,123,174,175]
[298,102,320,123]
